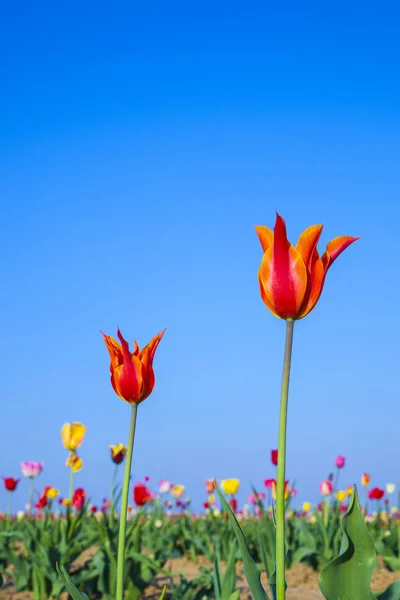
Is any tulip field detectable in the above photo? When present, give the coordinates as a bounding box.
[1,463,400,600]
[1,214,400,600]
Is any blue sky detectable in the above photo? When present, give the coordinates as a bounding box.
[1,1,400,512]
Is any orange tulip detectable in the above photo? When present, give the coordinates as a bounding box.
[255,213,358,320]
[361,473,371,486]
[271,479,290,501]
[102,328,166,404]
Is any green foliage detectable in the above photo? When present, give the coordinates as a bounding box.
[319,487,377,600]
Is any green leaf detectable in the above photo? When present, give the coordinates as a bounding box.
[376,580,400,600]
[0,571,3,587]
[289,546,317,568]
[382,556,400,572]
[56,563,89,600]
[221,539,239,598]
[228,591,241,600]
[215,482,269,600]
[158,585,167,600]
[318,486,377,600]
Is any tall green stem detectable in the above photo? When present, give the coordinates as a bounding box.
[28,478,34,515]
[7,492,12,518]
[276,319,295,600]
[69,467,75,506]
[116,404,138,600]
[109,463,119,525]
[111,464,118,509]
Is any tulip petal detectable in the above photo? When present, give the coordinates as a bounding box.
[101,333,123,368]
[139,329,166,400]
[113,356,143,403]
[297,255,326,319]
[296,225,323,267]
[254,225,273,252]
[324,236,359,268]
[69,423,86,450]
[61,423,71,449]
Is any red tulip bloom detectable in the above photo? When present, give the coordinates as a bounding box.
[264,478,274,489]
[91,505,98,513]
[102,328,165,405]
[368,487,385,500]
[72,487,86,510]
[203,502,209,509]
[255,214,358,320]
[133,483,153,507]
[229,498,238,513]
[2,477,20,492]
[271,449,278,466]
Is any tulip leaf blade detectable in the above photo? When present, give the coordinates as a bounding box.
[56,563,89,600]
[215,482,269,600]
[318,486,377,600]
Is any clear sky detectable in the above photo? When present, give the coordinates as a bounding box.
[1,1,400,512]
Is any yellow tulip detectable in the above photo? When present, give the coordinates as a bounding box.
[208,494,215,503]
[220,479,240,495]
[61,498,70,506]
[46,488,60,499]
[347,486,353,496]
[170,485,185,499]
[66,452,83,472]
[61,422,86,451]
[302,502,311,512]
[336,491,347,502]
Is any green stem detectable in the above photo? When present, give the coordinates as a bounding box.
[68,466,75,516]
[109,463,118,526]
[323,498,329,527]
[276,318,295,600]
[116,404,138,600]
[111,464,118,509]
[7,492,12,518]
[29,478,34,515]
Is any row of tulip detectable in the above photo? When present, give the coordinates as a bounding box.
[1,492,400,599]
[2,444,395,516]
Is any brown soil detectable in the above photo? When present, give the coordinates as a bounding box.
[1,558,399,599]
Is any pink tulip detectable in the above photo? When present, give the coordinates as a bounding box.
[21,461,43,478]
[320,480,333,496]
[335,455,346,469]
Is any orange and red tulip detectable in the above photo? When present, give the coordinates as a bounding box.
[102,328,166,404]
[271,479,289,501]
[255,214,358,320]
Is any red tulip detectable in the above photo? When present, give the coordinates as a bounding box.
[264,478,274,489]
[72,487,86,510]
[133,483,153,506]
[271,449,278,466]
[368,487,384,500]
[255,214,358,320]
[102,328,165,404]
[2,477,20,492]
[229,498,237,513]
[203,502,209,509]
